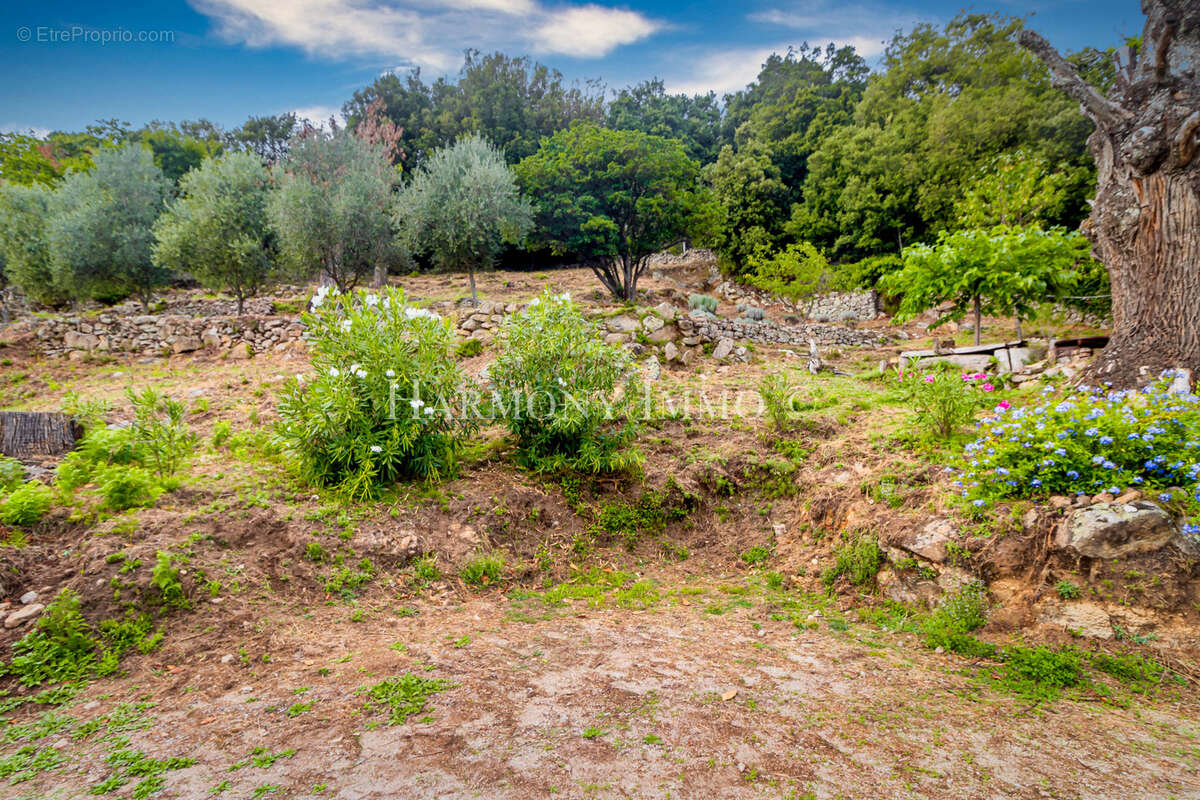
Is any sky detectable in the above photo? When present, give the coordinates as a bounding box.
[2,1,1143,136]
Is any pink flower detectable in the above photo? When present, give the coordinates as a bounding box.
[995,400,1011,411]
[975,372,988,380]
[981,383,995,392]
[924,375,935,383]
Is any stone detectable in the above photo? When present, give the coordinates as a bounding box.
[712,337,734,361]
[227,342,253,360]
[680,347,695,367]
[935,566,976,594]
[643,356,661,381]
[461,318,480,332]
[19,591,37,605]
[663,341,680,363]
[606,315,639,333]
[642,315,664,333]
[652,302,676,321]
[1054,501,1176,559]
[201,328,222,349]
[1038,601,1112,639]
[896,519,955,563]
[5,603,44,628]
[1114,489,1143,504]
[645,325,679,344]
[172,336,203,354]
[1048,495,1073,510]
[603,333,629,346]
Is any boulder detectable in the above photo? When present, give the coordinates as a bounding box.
[1038,601,1112,639]
[606,315,639,333]
[896,518,955,563]
[652,302,676,321]
[227,342,253,361]
[642,315,665,333]
[663,341,681,363]
[172,336,203,354]
[603,333,629,346]
[4,603,44,628]
[646,325,679,344]
[712,337,734,361]
[1054,501,1176,559]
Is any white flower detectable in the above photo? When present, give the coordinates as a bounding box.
[410,398,424,410]
[558,291,571,301]
[329,367,340,378]
[355,369,367,379]
[310,294,324,309]
[528,298,540,307]
[385,369,395,378]
[349,363,361,372]
[340,320,352,331]
[424,406,434,415]
[365,293,379,307]
[369,445,382,453]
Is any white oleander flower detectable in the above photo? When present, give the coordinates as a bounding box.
[385,369,395,378]
[355,369,367,379]
[365,293,379,307]
[410,398,424,410]
[369,445,382,453]
[329,368,340,378]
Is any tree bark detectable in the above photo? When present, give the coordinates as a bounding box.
[0,412,81,458]
[1020,2,1200,387]
[973,295,982,346]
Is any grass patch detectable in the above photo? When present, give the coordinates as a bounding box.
[357,674,456,725]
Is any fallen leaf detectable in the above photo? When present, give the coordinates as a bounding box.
[722,688,738,701]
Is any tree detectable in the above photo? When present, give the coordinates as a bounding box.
[744,242,838,317]
[268,126,399,292]
[1019,2,1200,385]
[0,183,64,306]
[954,149,1071,229]
[395,135,532,304]
[704,142,790,277]
[883,226,1093,345]
[607,79,723,164]
[515,123,720,301]
[229,113,297,164]
[47,144,171,309]
[152,151,276,313]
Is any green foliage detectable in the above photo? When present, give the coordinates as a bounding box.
[957,381,1200,531]
[46,144,171,308]
[687,294,717,313]
[150,551,187,608]
[607,79,722,164]
[740,546,771,566]
[895,362,993,439]
[395,135,533,302]
[322,558,375,599]
[884,226,1094,340]
[821,533,883,589]
[0,744,65,784]
[745,241,844,306]
[276,287,474,498]
[1055,580,1081,600]
[489,291,643,473]
[0,481,54,526]
[0,183,66,305]
[454,338,483,359]
[459,553,505,588]
[758,372,799,432]
[591,484,693,548]
[3,590,97,687]
[704,142,789,277]
[0,457,25,491]
[126,387,195,477]
[921,581,991,655]
[268,128,398,291]
[954,150,1071,229]
[152,151,276,313]
[357,673,455,725]
[96,466,160,511]
[515,123,720,300]
[997,646,1083,701]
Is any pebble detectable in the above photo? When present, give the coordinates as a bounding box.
[20,591,37,604]
[220,654,235,664]
[5,603,45,628]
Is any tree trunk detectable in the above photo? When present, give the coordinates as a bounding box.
[0,412,81,458]
[467,265,478,306]
[1021,2,1200,387]
[371,262,387,289]
[973,295,982,346]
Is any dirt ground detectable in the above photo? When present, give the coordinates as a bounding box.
[0,265,1194,800]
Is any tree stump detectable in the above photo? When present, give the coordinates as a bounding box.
[0,412,81,459]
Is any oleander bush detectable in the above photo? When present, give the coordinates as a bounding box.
[489,290,643,473]
[275,286,474,498]
[896,361,997,439]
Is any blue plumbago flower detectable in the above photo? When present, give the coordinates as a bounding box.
[1128,432,1141,440]
[1132,476,1144,484]
[1107,486,1121,494]
[1183,522,1200,537]
[1102,460,1117,470]
[972,499,986,507]
[1099,436,1114,445]
[1159,492,1173,503]
[1091,455,1105,465]
[1066,470,1080,479]
[1054,448,1067,457]
[1030,478,1042,487]
[996,467,1010,475]
[1085,427,1100,437]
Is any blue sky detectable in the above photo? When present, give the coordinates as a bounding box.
[2,1,1142,135]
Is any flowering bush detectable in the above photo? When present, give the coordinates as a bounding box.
[489,290,643,473]
[276,286,474,498]
[954,377,1200,536]
[896,361,996,438]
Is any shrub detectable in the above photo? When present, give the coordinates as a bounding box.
[955,379,1200,531]
[3,590,97,686]
[150,551,187,608]
[455,338,483,359]
[0,482,54,526]
[688,294,718,314]
[96,466,160,511]
[489,290,643,473]
[127,387,194,477]
[921,581,991,655]
[1055,580,1081,600]
[460,553,505,588]
[0,456,26,491]
[821,533,883,589]
[896,361,994,439]
[758,372,798,432]
[275,286,475,499]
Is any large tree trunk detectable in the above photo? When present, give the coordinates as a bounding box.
[1020,1,1200,387]
[0,412,81,458]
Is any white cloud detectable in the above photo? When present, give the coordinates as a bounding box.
[190,0,659,67]
[747,1,931,56]
[1,124,52,138]
[531,5,661,58]
[663,46,780,96]
[292,105,346,128]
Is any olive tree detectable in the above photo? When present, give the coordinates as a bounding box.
[394,135,532,304]
[268,127,398,292]
[152,151,276,313]
[0,183,65,307]
[47,144,171,309]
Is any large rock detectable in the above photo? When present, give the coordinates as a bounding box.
[1038,601,1112,639]
[172,336,203,354]
[606,315,639,333]
[646,324,679,344]
[712,337,734,361]
[663,341,681,363]
[652,302,676,321]
[603,333,629,346]
[643,356,661,381]
[897,518,955,563]
[642,315,665,333]
[1054,501,1176,559]
[4,603,44,628]
[227,342,253,361]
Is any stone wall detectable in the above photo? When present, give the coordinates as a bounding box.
[717,280,879,321]
[11,313,304,359]
[676,313,886,348]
